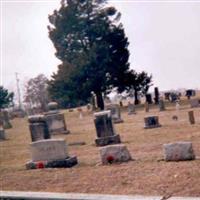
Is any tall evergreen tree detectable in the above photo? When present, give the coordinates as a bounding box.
[48,0,130,109]
[0,86,14,110]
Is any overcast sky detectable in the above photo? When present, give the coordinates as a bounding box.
[1,0,200,97]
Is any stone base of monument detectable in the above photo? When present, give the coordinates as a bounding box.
[50,128,70,135]
[100,144,132,165]
[95,134,121,146]
[112,118,124,124]
[163,142,195,161]
[26,156,78,170]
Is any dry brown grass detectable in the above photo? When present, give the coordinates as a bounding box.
[0,98,200,197]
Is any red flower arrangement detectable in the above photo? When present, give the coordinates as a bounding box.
[36,162,45,169]
[106,155,115,164]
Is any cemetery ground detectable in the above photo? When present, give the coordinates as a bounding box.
[0,99,200,197]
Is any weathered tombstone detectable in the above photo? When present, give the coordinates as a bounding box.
[0,115,6,140]
[91,92,97,111]
[99,144,132,164]
[127,102,136,115]
[44,102,70,135]
[26,139,78,169]
[28,115,50,142]
[164,92,171,101]
[144,102,149,112]
[0,128,6,140]
[163,142,195,161]
[175,100,180,111]
[11,109,25,118]
[2,110,12,129]
[186,89,196,99]
[105,104,123,123]
[188,111,195,124]
[86,103,91,111]
[159,99,165,111]
[144,116,161,129]
[77,107,83,119]
[154,87,159,104]
[145,94,153,104]
[94,110,121,146]
[190,98,199,108]
[170,93,178,102]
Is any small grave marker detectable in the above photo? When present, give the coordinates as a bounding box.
[144,116,161,129]
[188,111,195,124]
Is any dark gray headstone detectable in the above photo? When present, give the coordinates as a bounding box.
[28,115,50,142]
[94,111,121,146]
[0,128,6,140]
[144,116,161,129]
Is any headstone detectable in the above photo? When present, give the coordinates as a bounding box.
[11,109,25,118]
[144,102,149,112]
[127,102,136,115]
[0,128,6,140]
[190,98,199,108]
[91,92,97,111]
[145,94,153,104]
[94,110,121,146]
[1,110,12,129]
[105,104,123,123]
[99,144,132,165]
[47,102,58,111]
[164,92,171,101]
[86,103,91,111]
[186,89,196,99]
[175,100,180,111]
[188,111,195,124]
[28,115,50,142]
[159,99,165,111]
[163,142,195,161]
[77,107,83,119]
[30,139,67,162]
[26,139,78,169]
[170,93,178,102]
[154,87,159,104]
[44,102,70,135]
[144,116,161,129]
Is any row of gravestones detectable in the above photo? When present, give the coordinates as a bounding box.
[25,103,197,169]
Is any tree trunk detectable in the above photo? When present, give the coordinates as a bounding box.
[96,92,104,110]
[134,90,139,105]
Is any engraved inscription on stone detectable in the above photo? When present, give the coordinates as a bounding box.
[30,139,68,162]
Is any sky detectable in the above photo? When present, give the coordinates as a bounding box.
[1,0,200,99]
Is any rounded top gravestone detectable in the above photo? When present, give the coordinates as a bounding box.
[48,102,58,111]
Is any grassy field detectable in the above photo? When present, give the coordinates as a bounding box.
[0,98,200,197]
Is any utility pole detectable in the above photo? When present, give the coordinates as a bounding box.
[15,72,22,110]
